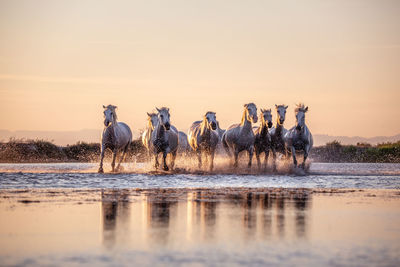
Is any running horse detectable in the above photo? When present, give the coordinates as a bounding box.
[187,111,220,170]
[222,103,258,168]
[285,103,313,169]
[151,107,179,171]
[98,105,132,173]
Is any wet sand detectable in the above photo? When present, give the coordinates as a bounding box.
[0,188,399,266]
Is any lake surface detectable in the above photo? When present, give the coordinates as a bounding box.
[0,162,399,189]
[0,188,399,266]
[0,163,399,266]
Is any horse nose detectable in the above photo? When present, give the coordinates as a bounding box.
[280,119,284,124]
[268,122,273,128]
[211,122,217,130]
[253,115,258,123]
[165,122,171,130]
[296,125,301,131]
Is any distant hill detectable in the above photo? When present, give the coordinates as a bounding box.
[1,129,399,147]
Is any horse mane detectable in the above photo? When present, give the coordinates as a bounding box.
[295,103,308,113]
[158,107,170,113]
[241,103,255,126]
[201,111,216,135]
[147,112,157,128]
[276,104,286,109]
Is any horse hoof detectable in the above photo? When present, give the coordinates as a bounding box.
[98,168,104,173]
[163,166,169,171]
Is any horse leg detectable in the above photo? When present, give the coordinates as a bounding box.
[222,135,231,157]
[111,149,117,172]
[233,147,239,168]
[116,144,129,171]
[272,148,277,172]
[210,148,216,171]
[171,150,177,170]
[264,149,270,170]
[255,147,261,170]
[248,146,254,168]
[162,151,169,171]
[197,150,202,169]
[301,144,310,169]
[154,153,159,169]
[291,146,297,168]
[98,144,106,173]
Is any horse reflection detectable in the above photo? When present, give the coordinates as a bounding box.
[233,191,311,240]
[101,189,130,248]
[186,191,218,241]
[142,193,178,246]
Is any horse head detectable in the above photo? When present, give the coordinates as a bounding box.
[156,107,171,130]
[103,105,117,127]
[295,103,308,131]
[204,111,217,130]
[275,104,288,125]
[147,112,158,130]
[260,108,273,128]
[244,103,258,123]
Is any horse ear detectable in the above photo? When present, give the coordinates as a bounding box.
[284,105,288,109]
[156,107,160,112]
[102,105,106,109]
[147,112,151,117]
[244,104,248,108]
[305,106,309,112]
[260,108,264,113]
[275,104,278,109]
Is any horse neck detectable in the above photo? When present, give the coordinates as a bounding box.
[155,122,165,139]
[275,118,283,133]
[147,119,154,132]
[240,109,252,131]
[200,117,211,136]
[259,117,268,135]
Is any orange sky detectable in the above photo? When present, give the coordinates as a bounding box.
[0,0,399,137]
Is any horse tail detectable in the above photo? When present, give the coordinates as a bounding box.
[221,132,231,157]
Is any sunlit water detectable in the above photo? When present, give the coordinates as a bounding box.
[1,163,400,266]
[0,188,399,266]
[0,162,399,189]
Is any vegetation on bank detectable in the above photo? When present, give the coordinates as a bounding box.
[0,138,399,163]
[310,140,400,163]
[0,138,146,163]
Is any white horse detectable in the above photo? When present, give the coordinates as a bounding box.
[151,107,179,171]
[285,104,313,169]
[98,105,132,173]
[141,112,158,159]
[188,111,219,170]
[269,104,288,171]
[254,108,273,169]
[222,103,258,168]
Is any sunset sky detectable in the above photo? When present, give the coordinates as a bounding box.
[1,0,399,139]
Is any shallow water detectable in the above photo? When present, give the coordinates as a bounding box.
[0,162,399,189]
[0,188,399,266]
[1,163,400,266]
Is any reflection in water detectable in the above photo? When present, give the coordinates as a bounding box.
[101,189,311,248]
[187,191,218,241]
[101,189,130,248]
[143,194,178,246]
